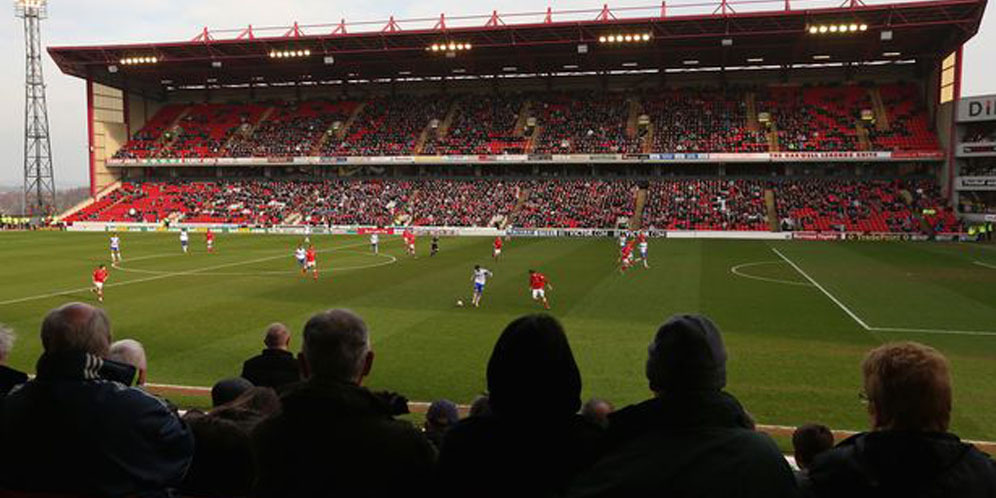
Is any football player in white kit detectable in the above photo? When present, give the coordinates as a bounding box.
[471,265,493,308]
[109,234,122,263]
[370,233,380,254]
[618,231,628,250]
[294,245,308,275]
[179,229,190,254]
[637,230,649,269]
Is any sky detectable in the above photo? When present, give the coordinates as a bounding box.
[0,0,992,188]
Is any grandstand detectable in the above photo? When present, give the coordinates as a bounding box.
[47,0,985,236]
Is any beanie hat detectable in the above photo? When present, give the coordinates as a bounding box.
[646,314,727,392]
[212,377,254,408]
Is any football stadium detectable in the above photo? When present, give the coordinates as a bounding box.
[1,0,996,495]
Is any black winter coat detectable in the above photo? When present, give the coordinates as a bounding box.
[803,430,996,498]
[251,378,436,498]
[240,348,300,390]
[567,391,799,498]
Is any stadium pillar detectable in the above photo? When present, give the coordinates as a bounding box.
[86,78,97,198]
[946,45,963,200]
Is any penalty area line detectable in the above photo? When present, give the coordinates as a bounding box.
[974,261,996,271]
[772,247,996,338]
[771,247,873,331]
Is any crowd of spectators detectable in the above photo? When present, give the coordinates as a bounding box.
[643,179,769,231]
[110,84,942,160]
[758,86,865,152]
[423,94,528,155]
[775,178,961,233]
[531,92,641,154]
[65,177,959,232]
[2,305,993,497]
[645,88,768,153]
[325,95,452,156]
[229,100,358,158]
[513,179,637,228]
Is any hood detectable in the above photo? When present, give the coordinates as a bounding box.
[35,351,136,386]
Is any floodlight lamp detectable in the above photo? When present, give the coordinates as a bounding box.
[819,26,828,33]
[849,23,858,32]
[642,33,651,41]
[624,34,633,42]
[859,24,868,31]
[599,36,607,43]
[465,43,472,50]
[449,43,457,51]
[829,25,838,32]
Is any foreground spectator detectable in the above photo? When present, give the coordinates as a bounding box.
[180,387,280,497]
[212,376,253,408]
[109,338,147,386]
[438,314,604,497]
[252,309,435,497]
[581,397,615,429]
[241,322,301,389]
[469,393,492,417]
[803,342,996,496]
[0,325,28,397]
[568,314,797,497]
[792,423,834,486]
[0,303,193,497]
[424,399,460,450]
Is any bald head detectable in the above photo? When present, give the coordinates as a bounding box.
[41,303,112,358]
[108,339,147,385]
[263,323,291,350]
[300,309,372,384]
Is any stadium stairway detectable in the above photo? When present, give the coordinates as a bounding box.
[222,106,277,155]
[746,92,760,132]
[765,188,779,231]
[643,123,655,153]
[767,124,780,152]
[869,87,890,131]
[437,100,461,138]
[856,123,872,151]
[629,187,648,229]
[152,107,193,157]
[626,97,642,139]
[513,99,533,137]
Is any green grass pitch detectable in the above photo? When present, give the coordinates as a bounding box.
[2,231,995,440]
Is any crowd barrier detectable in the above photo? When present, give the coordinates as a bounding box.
[62,222,970,241]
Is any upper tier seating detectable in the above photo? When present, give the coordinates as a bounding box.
[109,84,939,160]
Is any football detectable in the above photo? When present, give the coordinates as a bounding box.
[456,299,464,307]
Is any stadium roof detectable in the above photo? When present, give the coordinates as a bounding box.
[49,0,987,98]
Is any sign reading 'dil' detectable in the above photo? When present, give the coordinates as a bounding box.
[957,94,996,123]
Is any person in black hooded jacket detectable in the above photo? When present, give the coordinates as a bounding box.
[436,314,605,498]
[567,314,798,498]
[802,341,996,498]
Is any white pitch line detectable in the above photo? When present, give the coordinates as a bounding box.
[0,239,382,306]
[974,261,996,270]
[868,326,996,337]
[771,247,873,331]
[773,247,996,338]
[730,261,814,287]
